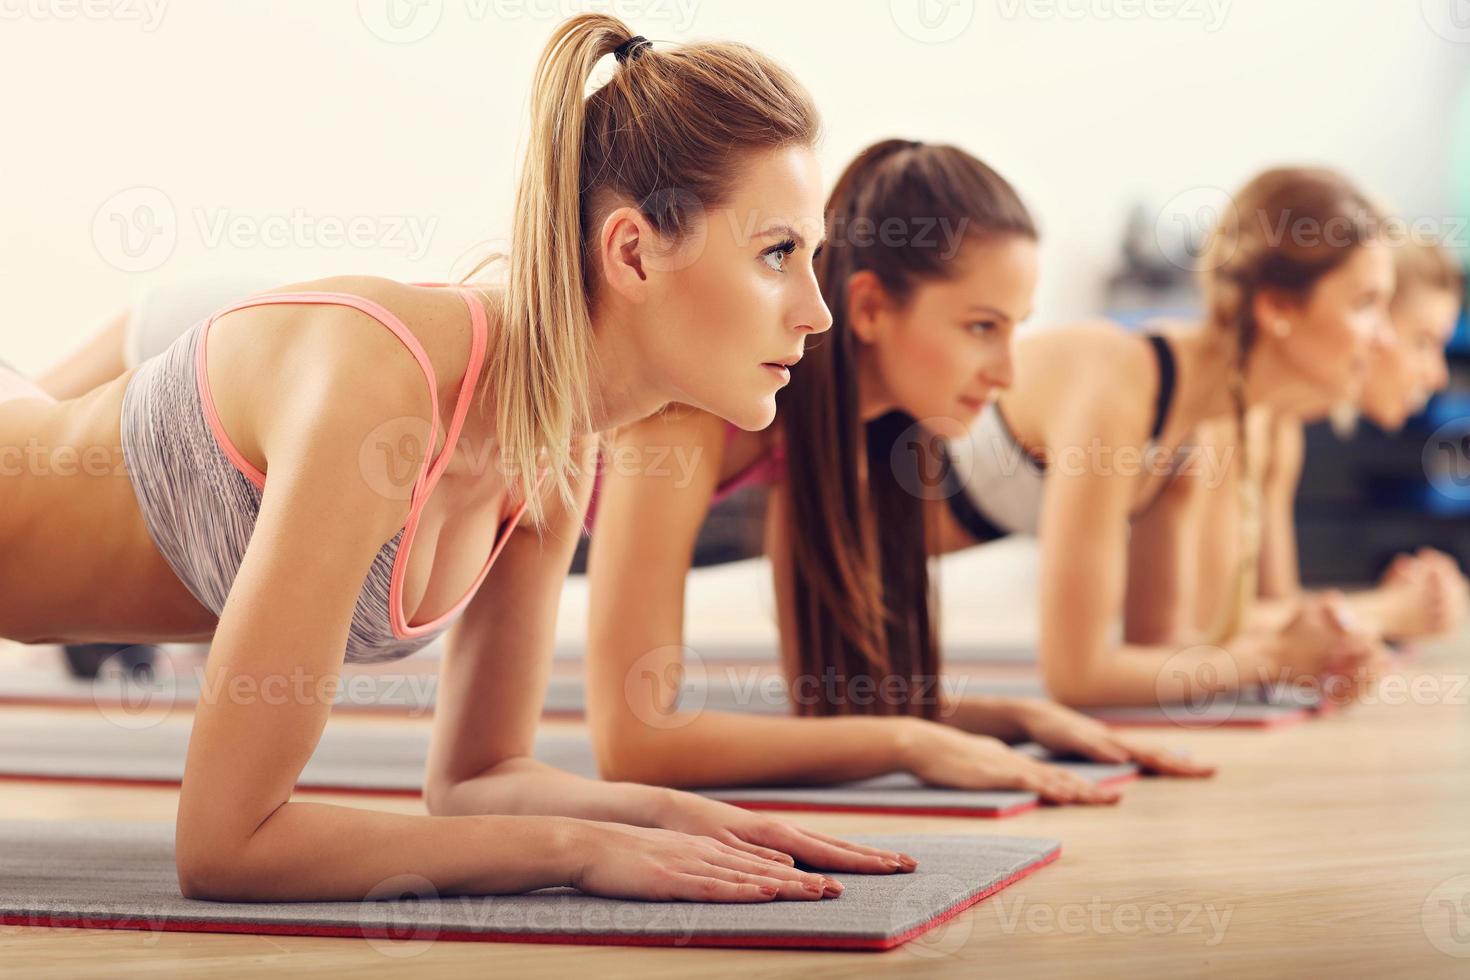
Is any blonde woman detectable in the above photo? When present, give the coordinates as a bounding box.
[939,168,1398,705]
[1182,239,1467,648]
[0,16,917,904]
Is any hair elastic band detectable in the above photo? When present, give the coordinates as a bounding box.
[614,35,651,64]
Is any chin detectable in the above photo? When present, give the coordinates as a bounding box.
[725,393,778,432]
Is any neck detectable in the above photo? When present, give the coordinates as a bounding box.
[460,285,672,452]
[1167,320,1264,427]
[582,300,670,433]
[854,348,897,422]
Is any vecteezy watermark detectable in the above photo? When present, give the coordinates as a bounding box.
[0,0,168,30]
[91,185,438,273]
[621,655,975,723]
[623,644,708,729]
[889,0,975,44]
[1423,874,1470,957]
[889,414,973,501]
[357,0,701,44]
[1423,417,1470,502]
[889,413,1238,502]
[891,873,976,958]
[1154,185,1236,274]
[194,208,437,261]
[1153,644,1241,727]
[92,186,177,273]
[0,437,128,479]
[356,420,704,502]
[989,895,1235,945]
[89,645,179,731]
[356,876,709,949]
[88,655,441,724]
[1155,187,1470,276]
[1421,0,1470,45]
[360,873,443,957]
[994,0,1231,31]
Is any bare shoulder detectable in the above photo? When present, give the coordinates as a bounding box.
[206,276,465,510]
[1014,319,1156,442]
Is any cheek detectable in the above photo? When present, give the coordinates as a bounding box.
[903,329,967,385]
[1300,304,1368,367]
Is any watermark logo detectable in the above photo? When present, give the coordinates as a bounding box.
[624,644,707,729]
[92,185,177,273]
[358,0,443,43]
[1154,185,1235,274]
[1423,874,1470,957]
[889,0,975,44]
[1423,417,1470,502]
[890,414,973,501]
[891,873,975,958]
[360,873,442,956]
[1422,0,1470,44]
[1154,644,1239,727]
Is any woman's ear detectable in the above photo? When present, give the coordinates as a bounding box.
[595,205,653,300]
[845,269,887,344]
[1251,287,1302,341]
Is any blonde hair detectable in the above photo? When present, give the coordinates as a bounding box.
[461,14,821,522]
[1198,166,1384,641]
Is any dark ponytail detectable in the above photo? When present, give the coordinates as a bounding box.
[780,139,1036,718]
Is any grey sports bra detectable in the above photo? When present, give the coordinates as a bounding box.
[944,333,1179,540]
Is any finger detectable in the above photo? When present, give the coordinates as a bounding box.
[1068,737,1132,765]
[795,827,918,871]
[703,837,805,877]
[708,846,831,890]
[695,860,828,900]
[666,872,781,903]
[714,831,797,867]
[1117,739,1217,777]
[756,824,909,874]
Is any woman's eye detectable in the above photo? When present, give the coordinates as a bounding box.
[761,240,797,273]
[967,321,998,335]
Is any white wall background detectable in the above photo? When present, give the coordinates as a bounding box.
[1,0,1467,373]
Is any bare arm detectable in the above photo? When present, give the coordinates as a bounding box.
[584,409,917,789]
[1249,413,1451,640]
[174,361,581,901]
[1033,398,1280,707]
[422,439,682,824]
[37,310,131,400]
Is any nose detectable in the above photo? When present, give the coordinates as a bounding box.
[795,285,833,336]
[1430,353,1450,393]
[981,343,1016,392]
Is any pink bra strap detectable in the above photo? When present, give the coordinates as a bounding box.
[203,290,446,502]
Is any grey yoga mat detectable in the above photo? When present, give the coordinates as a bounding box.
[0,821,1060,951]
[0,659,1321,729]
[0,715,1137,817]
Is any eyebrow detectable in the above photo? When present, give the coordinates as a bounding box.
[966,304,1029,324]
[760,223,827,250]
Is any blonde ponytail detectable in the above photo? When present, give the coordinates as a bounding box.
[462,14,821,523]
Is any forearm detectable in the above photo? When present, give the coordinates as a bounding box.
[595,709,918,789]
[183,800,581,902]
[934,692,1033,740]
[427,756,672,827]
[1041,633,1280,708]
[1341,585,1413,639]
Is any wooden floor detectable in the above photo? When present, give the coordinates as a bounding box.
[2,630,1468,978]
